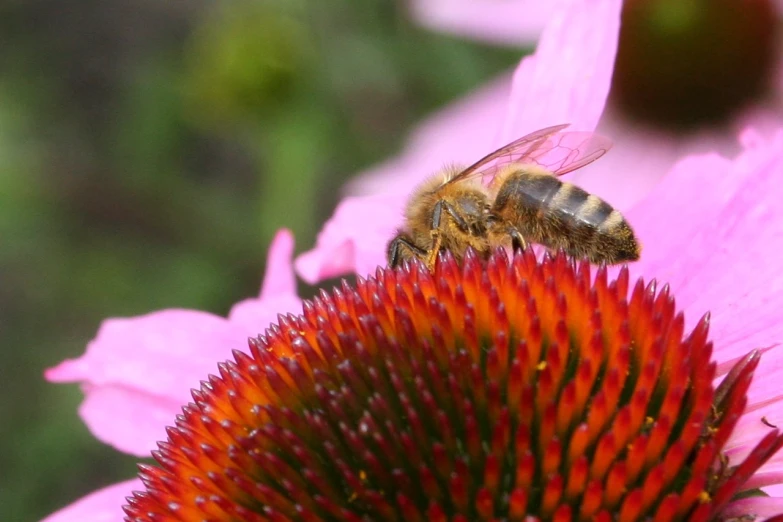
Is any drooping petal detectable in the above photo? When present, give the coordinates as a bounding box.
[46,230,302,456]
[41,479,141,522]
[45,311,240,398]
[46,310,243,456]
[76,385,185,460]
[410,0,564,46]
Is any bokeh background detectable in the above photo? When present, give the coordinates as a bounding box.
[2,0,779,520]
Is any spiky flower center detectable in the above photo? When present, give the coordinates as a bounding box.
[124,249,783,521]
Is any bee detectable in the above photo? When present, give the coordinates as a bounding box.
[387,124,641,269]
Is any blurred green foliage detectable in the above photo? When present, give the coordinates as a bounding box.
[0,1,522,520]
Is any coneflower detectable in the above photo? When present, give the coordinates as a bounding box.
[123,249,783,521]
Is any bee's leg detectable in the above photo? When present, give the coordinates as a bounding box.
[435,200,470,231]
[427,200,466,269]
[388,234,427,268]
[507,226,528,252]
[488,214,527,253]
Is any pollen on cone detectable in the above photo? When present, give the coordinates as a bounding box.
[123,248,783,521]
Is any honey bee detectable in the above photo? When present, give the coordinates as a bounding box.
[387,124,641,269]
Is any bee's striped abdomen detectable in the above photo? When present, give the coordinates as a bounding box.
[553,184,613,228]
[491,170,640,264]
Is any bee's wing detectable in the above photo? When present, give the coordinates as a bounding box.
[445,124,612,186]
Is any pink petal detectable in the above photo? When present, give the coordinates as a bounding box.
[228,229,302,333]
[228,293,303,337]
[719,496,783,521]
[410,0,564,46]
[259,229,296,299]
[45,310,242,397]
[77,385,187,458]
[626,152,735,288]
[745,471,783,494]
[46,230,302,456]
[659,133,783,357]
[41,479,141,522]
[742,345,783,411]
[295,194,402,283]
[763,482,783,498]
[46,310,245,455]
[498,0,622,142]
